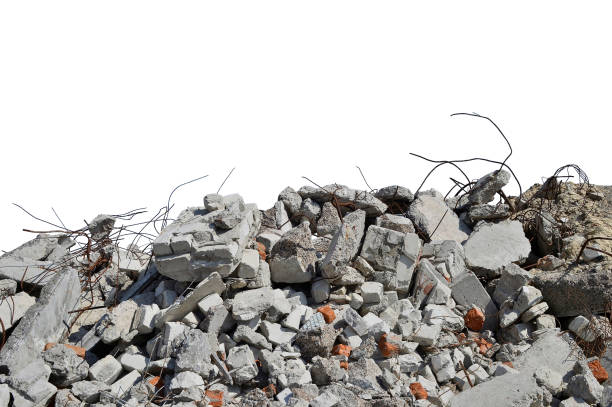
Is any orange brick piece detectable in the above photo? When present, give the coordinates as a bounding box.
[262,383,277,397]
[588,359,609,383]
[409,382,428,400]
[339,361,349,370]
[378,333,400,358]
[464,307,485,331]
[148,376,163,388]
[44,343,86,359]
[257,242,267,260]
[205,390,223,407]
[474,337,493,355]
[332,344,352,357]
[317,305,336,323]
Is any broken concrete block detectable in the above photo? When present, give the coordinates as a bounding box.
[43,344,89,387]
[279,186,303,217]
[376,214,415,234]
[175,329,214,377]
[514,286,543,315]
[233,324,272,350]
[89,355,123,385]
[317,202,342,237]
[197,293,224,314]
[451,271,499,331]
[155,272,225,328]
[411,259,449,309]
[226,345,258,384]
[0,267,80,375]
[237,249,260,278]
[169,371,204,391]
[132,303,160,334]
[269,223,317,283]
[261,320,297,346]
[569,316,597,342]
[320,210,366,279]
[154,197,260,281]
[360,225,421,292]
[521,302,549,323]
[232,286,274,321]
[467,170,511,205]
[463,220,531,277]
[311,279,331,304]
[361,281,384,304]
[492,263,533,306]
[298,184,387,216]
[71,380,111,403]
[408,189,471,243]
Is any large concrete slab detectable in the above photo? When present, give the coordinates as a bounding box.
[0,267,81,375]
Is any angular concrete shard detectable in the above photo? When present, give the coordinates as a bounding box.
[320,210,366,279]
[316,202,342,237]
[269,223,316,283]
[0,267,80,375]
[408,190,471,243]
[467,169,511,205]
[298,184,387,216]
[0,234,74,286]
[360,225,421,292]
[450,271,498,331]
[374,185,414,203]
[153,195,261,281]
[0,292,36,330]
[463,220,531,277]
[154,272,225,328]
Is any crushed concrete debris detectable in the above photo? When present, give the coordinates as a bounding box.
[0,178,609,406]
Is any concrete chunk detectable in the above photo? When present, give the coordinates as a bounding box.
[463,220,531,277]
[269,223,316,283]
[408,189,471,243]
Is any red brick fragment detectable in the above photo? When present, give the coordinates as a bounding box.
[464,307,485,331]
[317,305,336,323]
[205,390,223,407]
[332,344,352,357]
[409,382,428,400]
[588,359,609,383]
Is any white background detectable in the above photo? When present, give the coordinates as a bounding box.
[1,1,610,253]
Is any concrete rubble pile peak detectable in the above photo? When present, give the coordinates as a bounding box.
[0,179,609,406]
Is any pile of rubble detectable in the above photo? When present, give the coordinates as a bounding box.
[0,170,610,407]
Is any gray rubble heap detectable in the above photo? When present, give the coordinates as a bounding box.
[0,179,609,407]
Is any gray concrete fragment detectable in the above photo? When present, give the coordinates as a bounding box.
[89,214,116,240]
[0,234,74,286]
[278,186,303,217]
[375,185,414,203]
[175,329,213,377]
[204,193,225,212]
[71,380,111,403]
[298,184,387,216]
[0,291,35,330]
[532,268,612,317]
[0,267,80,375]
[316,202,342,237]
[232,286,274,321]
[154,272,225,328]
[360,225,421,292]
[451,271,499,331]
[492,263,533,306]
[311,279,331,303]
[320,210,366,279]
[467,170,511,205]
[467,203,511,224]
[43,344,89,387]
[269,223,316,283]
[463,220,531,277]
[89,355,123,385]
[407,190,471,243]
[375,214,415,234]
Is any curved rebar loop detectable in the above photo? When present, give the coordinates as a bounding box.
[161,174,209,229]
[450,112,513,171]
